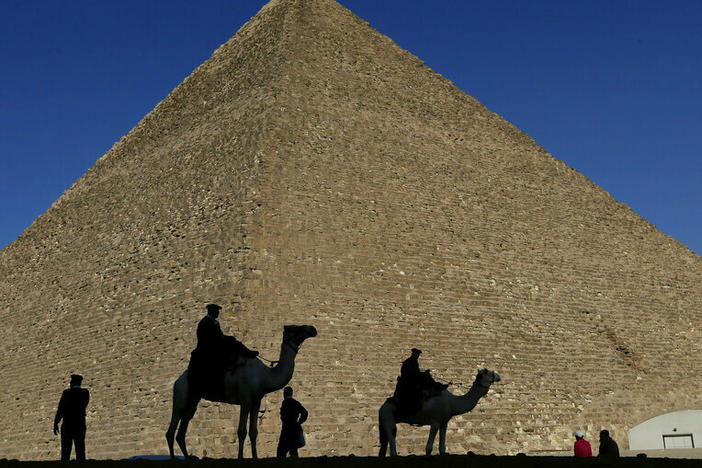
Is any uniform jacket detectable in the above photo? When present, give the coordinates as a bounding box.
[401,356,421,381]
[196,315,225,352]
[279,396,308,448]
[281,397,308,428]
[54,387,90,429]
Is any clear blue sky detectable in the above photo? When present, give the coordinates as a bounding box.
[1,0,700,254]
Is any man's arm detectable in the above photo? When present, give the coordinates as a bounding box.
[297,401,308,425]
[53,393,65,435]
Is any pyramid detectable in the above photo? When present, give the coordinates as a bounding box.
[1,0,700,460]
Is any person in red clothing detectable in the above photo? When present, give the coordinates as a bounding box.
[573,430,593,457]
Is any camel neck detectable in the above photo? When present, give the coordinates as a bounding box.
[264,339,297,393]
[449,382,490,415]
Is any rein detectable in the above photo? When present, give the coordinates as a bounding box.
[431,373,484,392]
[258,355,278,367]
[257,338,299,367]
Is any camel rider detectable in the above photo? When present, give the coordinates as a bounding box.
[189,303,258,396]
[394,348,423,415]
[395,348,446,415]
[401,348,423,382]
[196,303,225,356]
[402,348,442,389]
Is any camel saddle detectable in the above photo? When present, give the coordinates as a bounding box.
[392,373,448,417]
[188,347,253,401]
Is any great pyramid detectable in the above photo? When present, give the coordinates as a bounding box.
[1,0,700,460]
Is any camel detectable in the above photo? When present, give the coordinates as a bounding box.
[378,368,500,456]
[166,324,317,459]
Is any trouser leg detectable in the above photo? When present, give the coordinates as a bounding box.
[60,427,72,461]
[74,428,86,461]
[290,447,299,458]
[276,441,288,458]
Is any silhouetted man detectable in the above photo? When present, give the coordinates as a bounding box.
[53,374,90,461]
[189,303,258,397]
[394,348,424,415]
[598,429,620,458]
[401,348,423,382]
[277,386,308,458]
[197,303,225,352]
[573,430,592,457]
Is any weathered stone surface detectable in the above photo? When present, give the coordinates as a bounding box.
[0,0,700,460]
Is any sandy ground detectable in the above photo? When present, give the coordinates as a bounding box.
[2,454,702,468]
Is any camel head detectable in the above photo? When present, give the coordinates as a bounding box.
[283,325,317,352]
[473,368,501,388]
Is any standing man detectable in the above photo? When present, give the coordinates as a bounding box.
[573,430,592,457]
[598,429,620,458]
[53,374,90,461]
[276,386,308,458]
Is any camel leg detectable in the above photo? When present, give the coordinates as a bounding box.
[175,400,199,459]
[378,420,388,457]
[237,403,250,459]
[167,374,198,460]
[378,418,394,457]
[438,423,448,455]
[388,422,398,456]
[175,418,191,459]
[425,423,439,456]
[248,399,261,459]
[378,403,398,457]
[165,405,180,459]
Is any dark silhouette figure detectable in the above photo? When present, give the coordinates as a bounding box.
[53,374,90,461]
[598,429,620,458]
[394,348,446,416]
[401,348,423,381]
[573,430,592,457]
[188,303,258,399]
[276,386,308,458]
